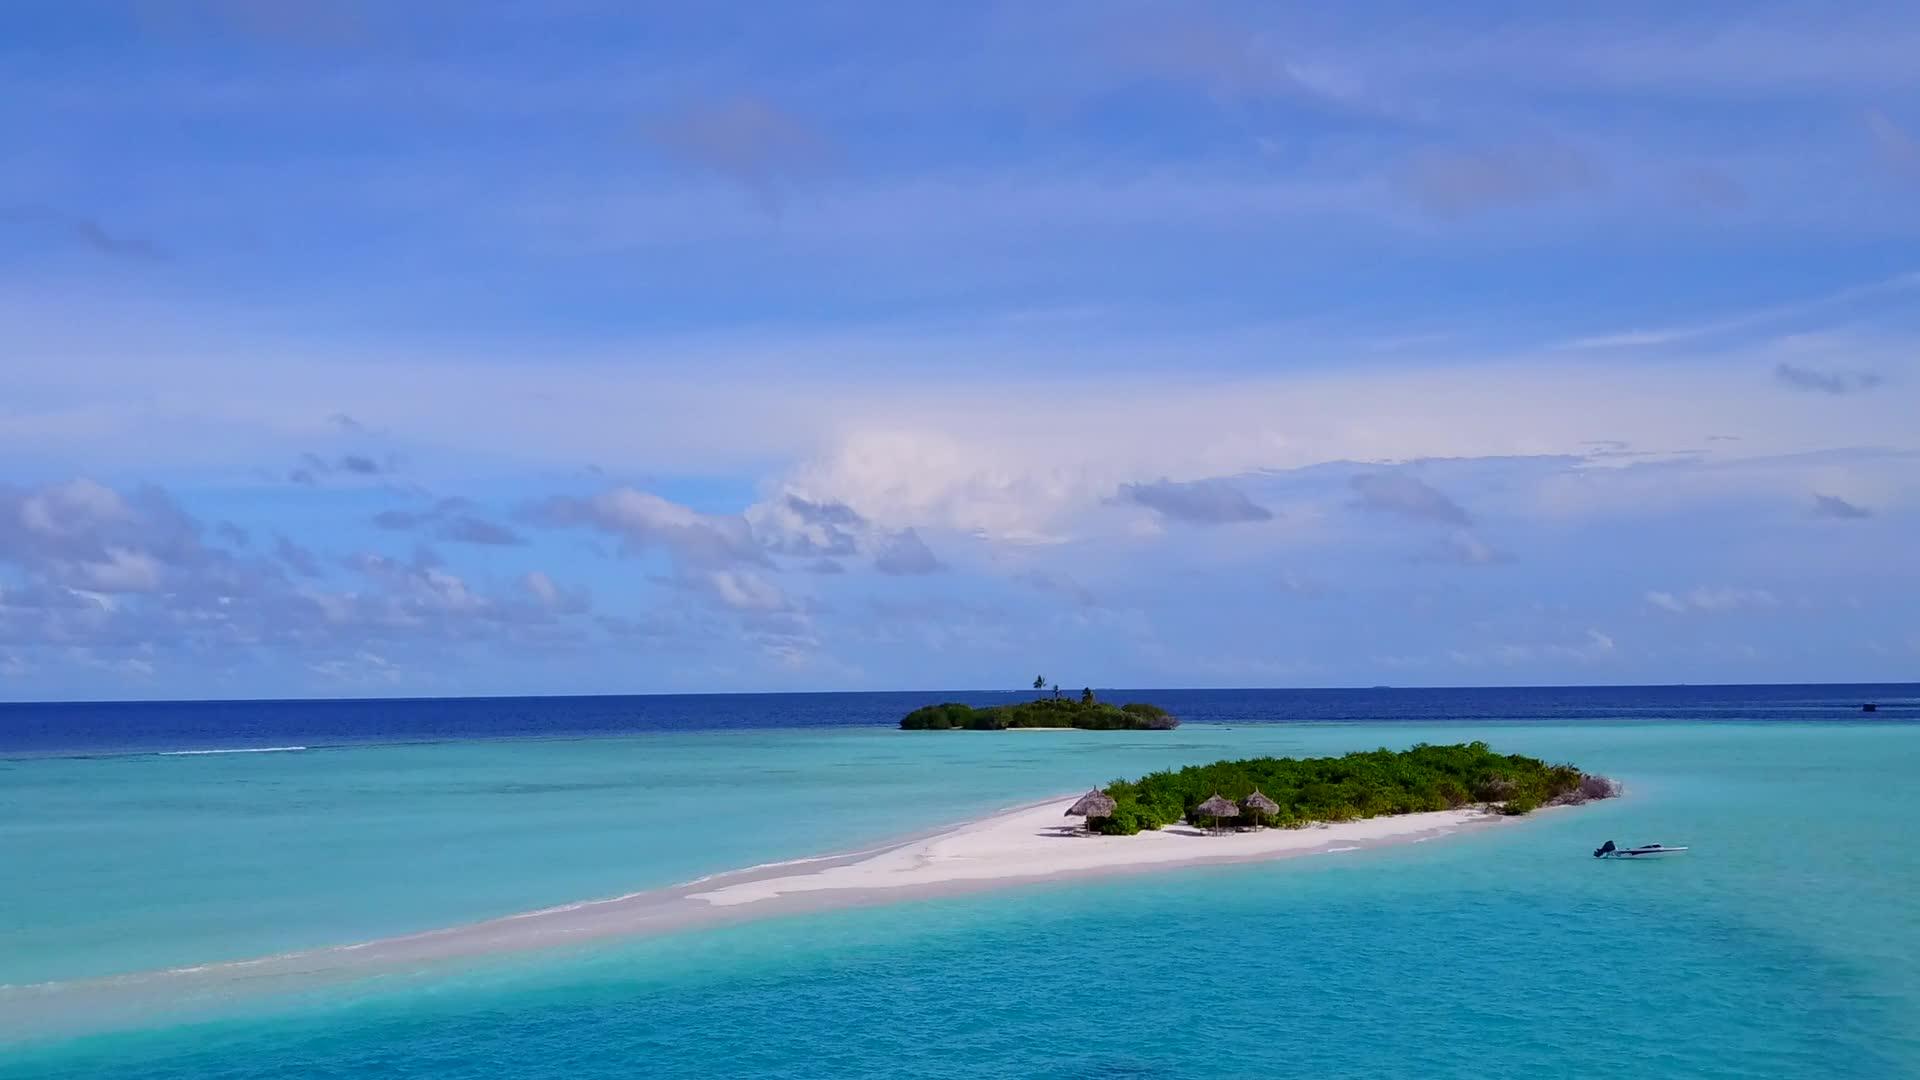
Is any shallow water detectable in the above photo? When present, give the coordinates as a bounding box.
[4,691,1918,1077]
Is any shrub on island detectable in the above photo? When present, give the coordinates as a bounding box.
[899,698,1180,731]
[1086,742,1610,834]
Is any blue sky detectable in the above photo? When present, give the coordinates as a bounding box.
[3,1,1918,699]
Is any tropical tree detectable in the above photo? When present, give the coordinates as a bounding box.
[1081,687,1095,705]
[1032,674,1046,697]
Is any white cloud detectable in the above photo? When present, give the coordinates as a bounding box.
[521,571,590,615]
[698,569,793,613]
[535,488,766,568]
[1118,478,1274,525]
[1555,271,1920,351]
[7,295,1918,547]
[1645,587,1780,614]
[871,528,944,575]
[73,547,163,592]
[1350,473,1473,526]
[1574,629,1616,657]
[1446,628,1615,667]
[1420,531,1512,566]
[18,478,132,535]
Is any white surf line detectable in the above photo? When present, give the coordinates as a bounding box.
[157,746,308,755]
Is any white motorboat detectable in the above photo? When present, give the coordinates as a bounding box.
[1594,840,1687,858]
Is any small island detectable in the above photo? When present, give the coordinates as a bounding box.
[902,676,1180,731]
[1080,742,1617,834]
[901,697,1177,731]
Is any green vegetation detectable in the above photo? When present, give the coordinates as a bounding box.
[1087,742,1609,835]
[900,698,1179,731]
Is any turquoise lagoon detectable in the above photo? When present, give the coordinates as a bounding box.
[4,716,1918,1078]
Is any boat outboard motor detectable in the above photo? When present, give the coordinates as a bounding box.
[1593,840,1617,858]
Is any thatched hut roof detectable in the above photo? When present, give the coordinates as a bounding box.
[1194,794,1240,818]
[1240,790,1280,814]
[1065,789,1116,818]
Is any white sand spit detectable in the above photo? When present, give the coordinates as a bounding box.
[687,797,1491,906]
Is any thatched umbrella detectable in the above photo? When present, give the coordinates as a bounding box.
[1193,793,1240,834]
[1240,789,1280,829]
[1065,788,1116,832]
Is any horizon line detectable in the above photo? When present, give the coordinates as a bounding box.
[3,679,1913,709]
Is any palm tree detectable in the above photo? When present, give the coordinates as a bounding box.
[1032,674,1046,698]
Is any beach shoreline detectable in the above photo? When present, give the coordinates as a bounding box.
[0,794,1540,1040]
[686,796,1503,906]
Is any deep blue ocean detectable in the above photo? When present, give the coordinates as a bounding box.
[4,684,1918,1078]
[4,683,1910,757]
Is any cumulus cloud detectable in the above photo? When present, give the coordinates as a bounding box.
[375,498,525,546]
[749,488,958,574]
[534,487,820,659]
[654,569,820,664]
[0,479,204,595]
[752,494,865,557]
[687,568,795,612]
[1773,363,1885,395]
[785,495,865,528]
[533,488,767,567]
[1810,493,1873,519]
[1349,473,1472,526]
[1645,587,1780,614]
[1419,530,1513,566]
[1117,478,1273,525]
[290,451,398,484]
[342,549,485,616]
[872,528,945,575]
[0,478,593,674]
[522,571,591,615]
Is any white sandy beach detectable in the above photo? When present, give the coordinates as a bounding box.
[687,796,1494,906]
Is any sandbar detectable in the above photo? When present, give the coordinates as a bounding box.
[1,795,1527,1040]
